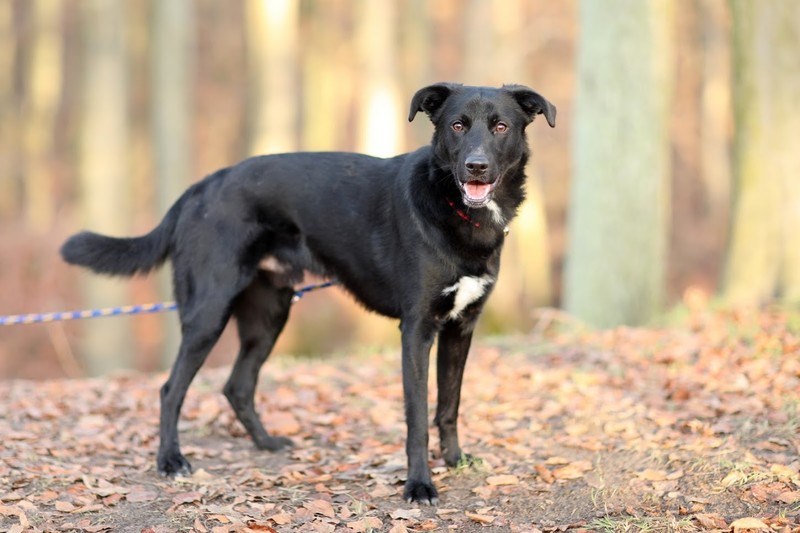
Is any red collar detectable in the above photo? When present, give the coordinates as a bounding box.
[446,197,480,228]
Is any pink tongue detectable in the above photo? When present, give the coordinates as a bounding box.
[464,181,491,201]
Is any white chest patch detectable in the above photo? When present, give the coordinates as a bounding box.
[486,200,505,225]
[442,275,494,319]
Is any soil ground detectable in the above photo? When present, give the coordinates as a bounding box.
[2,307,799,532]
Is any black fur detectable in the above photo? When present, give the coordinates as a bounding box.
[61,83,555,504]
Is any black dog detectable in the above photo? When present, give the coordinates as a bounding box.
[61,83,555,504]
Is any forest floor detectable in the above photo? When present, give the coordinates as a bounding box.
[1,306,800,533]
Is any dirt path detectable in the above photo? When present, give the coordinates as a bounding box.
[2,308,799,532]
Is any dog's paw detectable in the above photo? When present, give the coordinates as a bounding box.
[404,479,439,505]
[157,452,193,477]
[254,435,293,452]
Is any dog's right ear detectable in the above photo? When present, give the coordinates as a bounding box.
[408,83,461,122]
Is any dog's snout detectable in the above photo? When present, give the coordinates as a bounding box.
[465,155,489,175]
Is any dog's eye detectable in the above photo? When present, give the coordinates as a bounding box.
[494,122,509,134]
[451,121,465,133]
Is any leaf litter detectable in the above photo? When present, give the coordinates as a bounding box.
[0,306,799,531]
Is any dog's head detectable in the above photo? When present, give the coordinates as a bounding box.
[409,83,556,208]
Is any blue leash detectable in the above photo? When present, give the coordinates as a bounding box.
[0,281,337,326]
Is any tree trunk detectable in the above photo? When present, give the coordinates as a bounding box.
[23,0,62,231]
[0,1,20,221]
[245,0,299,156]
[356,0,401,157]
[723,0,800,304]
[564,0,674,327]
[152,0,193,368]
[78,0,133,375]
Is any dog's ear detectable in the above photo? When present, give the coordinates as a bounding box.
[504,85,556,128]
[408,83,461,122]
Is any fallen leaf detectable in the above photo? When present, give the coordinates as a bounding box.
[695,513,727,529]
[486,474,519,486]
[637,469,667,481]
[245,522,278,533]
[389,508,421,520]
[55,500,77,512]
[303,499,336,519]
[770,464,797,479]
[776,490,800,504]
[348,517,383,532]
[267,512,292,525]
[534,464,554,484]
[552,461,592,480]
[465,511,495,524]
[730,517,769,531]
[0,504,30,528]
[172,491,202,506]
[721,470,747,486]
[388,523,409,533]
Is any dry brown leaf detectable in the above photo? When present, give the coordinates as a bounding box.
[244,522,278,533]
[486,474,519,486]
[55,500,76,512]
[721,470,747,486]
[694,513,728,529]
[730,517,769,531]
[348,517,383,532]
[267,512,292,525]
[0,504,29,529]
[465,511,495,524]
[776,490,800,504]
[552,461,592,480]
[534,464,555,484]
[637,469,667,481]
[388,523,409,533]
[389,508,421,520]
[303,498,336,519]
[172,491,202,506]
[770,464,796,479]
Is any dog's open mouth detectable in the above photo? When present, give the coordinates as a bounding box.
[460,180,496,207]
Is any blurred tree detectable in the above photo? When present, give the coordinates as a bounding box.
[301,0,353,151]
[564,0,674,327]
[78,0,133,375]
[723,0,800,304]
[0,1,19,220]
[23,0,62,231]
[152,0,194,368]
[357,0,402,157]
[245,0,299,155]
[700,0,731,242]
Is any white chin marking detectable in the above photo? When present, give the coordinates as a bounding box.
[442,275,494,319]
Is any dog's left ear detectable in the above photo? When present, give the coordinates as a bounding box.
[504,85,556,128]
[408,82,462,122]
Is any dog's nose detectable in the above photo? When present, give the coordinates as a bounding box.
[465,156,489,175]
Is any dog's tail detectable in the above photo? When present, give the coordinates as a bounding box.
[61,196,185,277]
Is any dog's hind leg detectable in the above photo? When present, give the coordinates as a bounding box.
[224,274,294,451]
[158,299,232,476]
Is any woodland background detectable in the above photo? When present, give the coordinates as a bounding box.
[1,0,799,378]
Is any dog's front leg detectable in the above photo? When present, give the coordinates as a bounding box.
[435,320,474,467]
[400,318,438,504]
